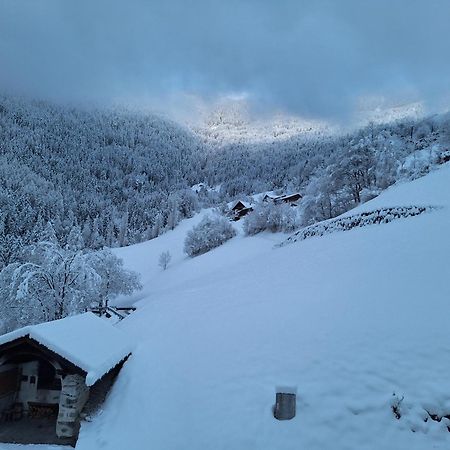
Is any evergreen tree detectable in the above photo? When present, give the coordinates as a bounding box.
[40,221,58,244]
[66,225,84,251]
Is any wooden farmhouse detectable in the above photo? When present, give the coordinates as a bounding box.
[262,193,278,202]
[0,313,133,446]
[229,200,253,221]
[263,192,302,206]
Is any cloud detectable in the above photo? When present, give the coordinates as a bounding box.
[0,0,449,120]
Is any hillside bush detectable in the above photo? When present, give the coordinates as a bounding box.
[243,203,299,235]
[184,215,236,257]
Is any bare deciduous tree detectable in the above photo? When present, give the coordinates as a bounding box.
[158,251,171,270]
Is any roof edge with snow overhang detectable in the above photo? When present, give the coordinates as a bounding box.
[0,312,134,386]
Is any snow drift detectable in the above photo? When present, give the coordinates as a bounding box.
[8,164,450,449]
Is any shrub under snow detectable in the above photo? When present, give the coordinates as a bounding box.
[243,203,299,236]
[184,215,237,257]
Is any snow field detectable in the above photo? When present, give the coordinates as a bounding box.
[7,164,450,449]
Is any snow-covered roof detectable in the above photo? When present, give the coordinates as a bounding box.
[191,182,207,193]
[262,192,302,202]
[0,313,133,386]
[262,193,279,200]
[279,192,301,199]
[230,200,252,210]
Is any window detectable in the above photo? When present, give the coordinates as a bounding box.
[29,376,36,384]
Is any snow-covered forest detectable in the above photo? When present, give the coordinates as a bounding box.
[0,96,205,262]
[1,95,449,265]
[1,95,450,329]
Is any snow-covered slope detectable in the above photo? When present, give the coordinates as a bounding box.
[12,165,450,450]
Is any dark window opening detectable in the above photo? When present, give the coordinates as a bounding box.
[38,360,61,390]
[30,376,36,384]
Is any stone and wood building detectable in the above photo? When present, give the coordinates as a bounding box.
[0,313,132,446]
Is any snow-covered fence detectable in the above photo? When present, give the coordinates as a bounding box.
[89,306,136,321]
[280,206,435,247]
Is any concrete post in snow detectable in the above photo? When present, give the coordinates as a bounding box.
[274,392,296,420]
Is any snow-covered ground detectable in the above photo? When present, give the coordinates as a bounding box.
[7,164,450,449]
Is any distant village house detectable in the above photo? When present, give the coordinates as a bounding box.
[229,193,302,221]
[229,200,253,221]
[263,192,302,206]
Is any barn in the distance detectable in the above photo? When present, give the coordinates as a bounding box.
[0,313,133,446]
[229,200,253,221]
[263,192,302,206]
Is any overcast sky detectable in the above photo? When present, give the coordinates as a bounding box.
[1,0,449,120]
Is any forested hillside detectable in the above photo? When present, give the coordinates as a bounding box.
[0,97,207,266]
[1,95,449,271]
[203,114,449,223]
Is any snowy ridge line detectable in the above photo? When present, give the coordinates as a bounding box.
[279,205,438,247]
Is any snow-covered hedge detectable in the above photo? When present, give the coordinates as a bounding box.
[281,206,432,246]
[243,203,299,236]
[184,215,237,257]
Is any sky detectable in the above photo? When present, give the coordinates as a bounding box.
[0,0,449,121]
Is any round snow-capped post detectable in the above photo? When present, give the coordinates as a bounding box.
[274,391,296,420]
